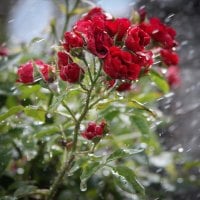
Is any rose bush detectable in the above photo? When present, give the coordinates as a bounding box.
[0,2,184,200]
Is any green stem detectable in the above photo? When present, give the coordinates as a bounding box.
[47,57,101,200]
[61,0,81,37]
[72,66,102,152]
[47,150,74,200]
[82,56,93,83]
[62,101,77,123]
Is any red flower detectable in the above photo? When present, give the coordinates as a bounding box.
[74,20,113,58]
[60,63,84,83]
[132,50,153,68]
[83,7,107,21]
[57,51,72,69]
[0,46,8,57]
[166,65,181,88]
[138,6,146,22]
[160,49,179,66]
[140,18,177,49]
[17,62,34,84]
[108,80,132,92]
[103,46,141,80]
[63,31,84,51]
[125,26,150,52]
[35,60,55,82]
[105,18,131,41]
[81,121,106,140]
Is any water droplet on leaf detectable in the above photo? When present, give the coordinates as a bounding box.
[80,179,87,192]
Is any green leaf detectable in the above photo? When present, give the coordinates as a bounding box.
[80,161,102,182]
[49,93,67,112]
[34,126,60,139]
[150,70,169,93]
[111,166,145,196]
[0,197,17,200]
[128,99,157,118]
[96,101,113,110]
[24,106,46,122]
[0,148,12,176]
[29,37,45,46]
[18,85,41,99]
[70,7,89,15]
[14,185,38,198]
[133,92,162,103]
[131,114,150,135]
[0,105,24,122]
[106,148,143,163]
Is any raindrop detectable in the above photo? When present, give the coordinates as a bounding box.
[178,148,184,153]
[102,169,110,177]
[49,152,53,158]
[46,113,52,118]
[80,179,87,192]
[17,168,24,175]
[177,178,183,183]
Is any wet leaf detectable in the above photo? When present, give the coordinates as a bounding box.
[0,105,24,122]
[150,70,169,93]
[14,185,38,198]
[24,106,46,122]
[0,197,17,200]
[128,99,157,118]
[106,148,143,163]
[111,166,145,196]
[0,148,12,176]
[29,37,45,46]
[80,161,103,183]
[131,114,150,135]
[34,126,60,139]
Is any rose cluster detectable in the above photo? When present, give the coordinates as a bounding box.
[57,7,180,89]
[138,14,180,87]
[81,121,107,140]
[16,7,180,88]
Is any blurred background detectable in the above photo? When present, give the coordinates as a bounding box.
[0,0,200,199]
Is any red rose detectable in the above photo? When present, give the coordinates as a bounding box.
[57,51,72,69]
[59,63,84,83]
[166,65,181,88]
[0,46,8,57]
[90,28,113,58]
[63,31,84,51]
[81,121,106,140]
[103,46,141,80]
[17,62,34,84]
[138,6,146,22]
[125,26,150,52]
[83,7,107,21]
[105,18,131,41]
[108,80,132,92]
[160,49,179,66]
[140,17,177,49]
[74,20,113,58]
[35,60,55,82]
[132,50,153,68]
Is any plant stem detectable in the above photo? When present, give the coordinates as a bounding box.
[62,0,81,37]
[72,66,102,152]
[62,101,77,123]
[47,150,74,200]
[47,59,101,200]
